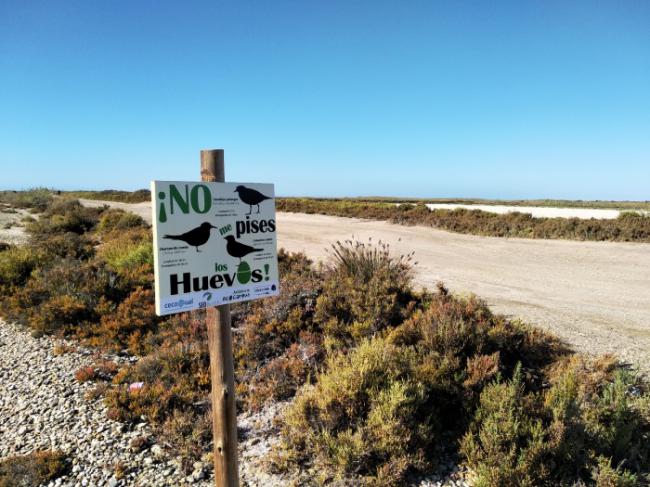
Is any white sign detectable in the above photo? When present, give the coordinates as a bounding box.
[151,181,279,315]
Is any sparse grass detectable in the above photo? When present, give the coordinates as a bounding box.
[0,450,69,487]
[277,198,650,242]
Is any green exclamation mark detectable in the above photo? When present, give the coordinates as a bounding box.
[158,192,167,222]
[264,263,270,281]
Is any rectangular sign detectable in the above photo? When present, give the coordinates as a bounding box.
[151,181,279,315]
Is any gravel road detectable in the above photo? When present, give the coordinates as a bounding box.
[79,199,650,370]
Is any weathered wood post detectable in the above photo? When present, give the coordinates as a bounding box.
[200,149,239,487]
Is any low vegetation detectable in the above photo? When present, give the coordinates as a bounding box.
[277,198,650,242]
[64,189,151,203]
[0,189,53,212]
[1,193,649,485]
[0,450,69,487]
[338,196,650,212]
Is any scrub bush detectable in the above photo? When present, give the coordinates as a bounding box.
[461,357,650,486]
[94,287,159,354]
[65,189,151,203]
[97,208,147,234]
[314,239,419,352]
[3,258,114,336]
[275,284,570,485]
[96,227,153,277]
[105,313,212,471]
[278,337,435,485]
[26,199,103,235]
[0,450,68,487]
[234,249,323,409]
[0,189,53,212]
[33,232,96,260]
[0,245,44,290]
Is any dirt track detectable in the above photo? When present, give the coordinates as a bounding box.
[80,199,650,371]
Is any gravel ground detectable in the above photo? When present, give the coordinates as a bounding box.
[0,320,290,487]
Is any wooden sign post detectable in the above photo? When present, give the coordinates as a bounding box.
[200,149,239,487]
[151,149,279,485]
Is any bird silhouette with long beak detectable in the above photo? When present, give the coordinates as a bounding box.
[164,222,216,252]
[234,185,272,215]
[224,235,263,262]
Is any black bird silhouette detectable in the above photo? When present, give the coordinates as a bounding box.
[234,185,272,215]
[164,222,216,252]
[224,235,263,262]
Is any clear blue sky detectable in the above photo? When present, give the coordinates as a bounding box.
[1,1,649,199]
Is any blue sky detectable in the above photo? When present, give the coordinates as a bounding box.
[1,1,649,199]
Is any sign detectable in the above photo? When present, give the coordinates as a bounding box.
[151,180,279,315]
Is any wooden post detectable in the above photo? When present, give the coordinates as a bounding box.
[200,149,240,487]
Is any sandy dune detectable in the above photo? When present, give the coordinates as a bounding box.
[80,199,650,371]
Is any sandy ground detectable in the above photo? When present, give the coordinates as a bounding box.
[277,213,650,371]
[423,203,637,219]
[0,207,33,245]
[48,200,650,372]
[79,198,153,222]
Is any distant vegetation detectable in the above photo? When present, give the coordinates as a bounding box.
[1,194,649,485]
[332,196,650,211]
[64,189,151,203]
[0,189,53,212]
[277,198,650,242]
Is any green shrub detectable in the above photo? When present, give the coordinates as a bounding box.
[0,245,43,290]
[461,356,650,486]
[593,456,639,487]
[27,199,102,235]
[275,284,572,485]
[2,258,114,336]
[460,366,550,487]
[314,239,419,353]
[97,227,153,275]
[279,337,435,486]
[97,208,147,234]
[31,232,95,260]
